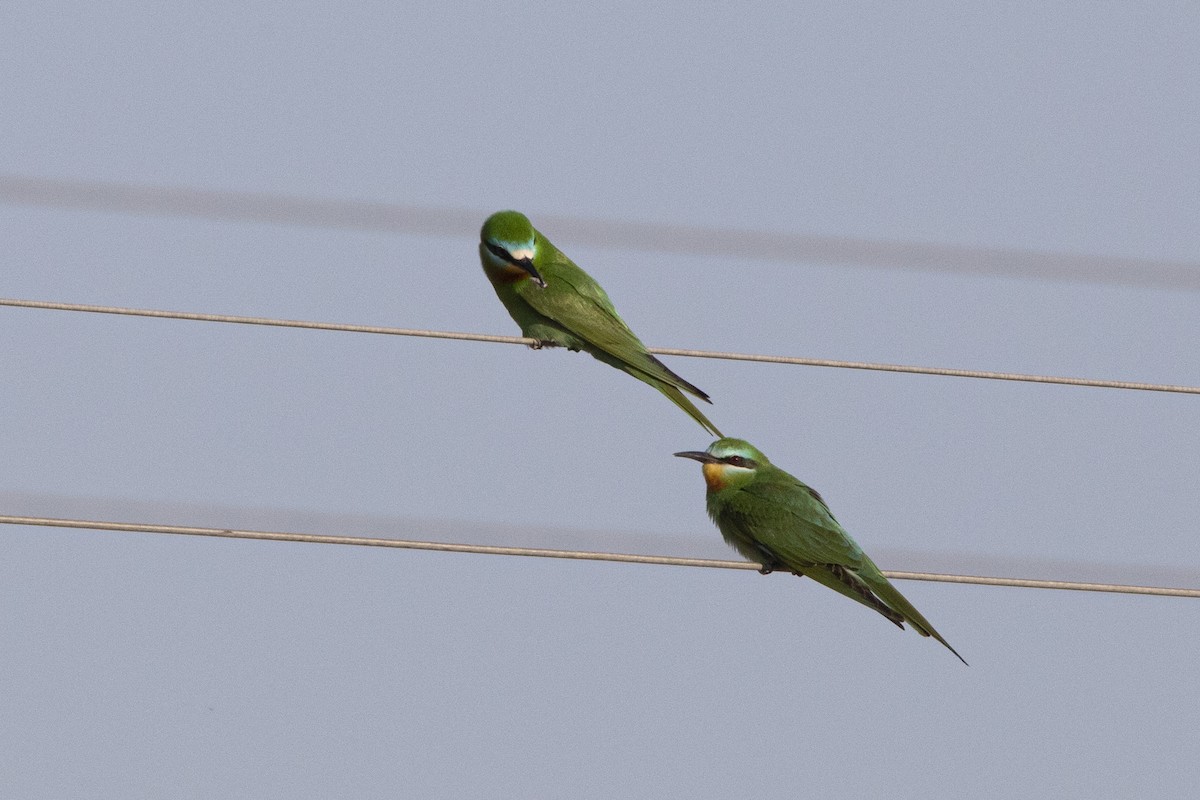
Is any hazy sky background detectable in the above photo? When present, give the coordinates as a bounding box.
[3,3,1199,797]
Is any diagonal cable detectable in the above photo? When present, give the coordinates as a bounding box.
[3,514,1199,598]
[3,297,1198,395]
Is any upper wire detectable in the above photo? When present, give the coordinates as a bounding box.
[3,297,1198,395]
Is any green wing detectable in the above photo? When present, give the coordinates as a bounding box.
[734,473,869,570]
[717,472,966,663]
[515,245,711,401]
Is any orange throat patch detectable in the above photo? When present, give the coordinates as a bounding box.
[701,462,729,492]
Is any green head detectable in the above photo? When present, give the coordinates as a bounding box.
[674,437,770,492]
[480,210,545,287]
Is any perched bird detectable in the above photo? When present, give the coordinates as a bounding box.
[675,438,966,664]
[479,210,722,436]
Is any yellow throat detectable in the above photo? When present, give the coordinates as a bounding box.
[702,462,730,491]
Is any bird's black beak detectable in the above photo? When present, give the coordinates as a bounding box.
[674,451,720,464]
[516,257,546,288]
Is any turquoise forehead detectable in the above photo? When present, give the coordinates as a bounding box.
[481,210,535,247]
[707,438,768,461]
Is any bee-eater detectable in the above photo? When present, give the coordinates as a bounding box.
[480,210,721,436]
[675,438,966,664]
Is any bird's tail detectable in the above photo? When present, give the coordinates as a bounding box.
[643,354,713,404]
[864,568,968,666]
[656,382,723,437]
[590,348,723,436]
[807,560,967,665]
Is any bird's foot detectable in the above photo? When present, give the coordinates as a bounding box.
[529,339,558,351]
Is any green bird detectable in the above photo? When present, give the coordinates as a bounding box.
[675,438,966,664]
[480,210,721,436]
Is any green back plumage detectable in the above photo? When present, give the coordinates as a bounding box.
[690,438,965,664]
[480,211,722,436]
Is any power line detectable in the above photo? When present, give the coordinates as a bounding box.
[12,489,1196,588]
[3,514,1197,598]
[3,173,1199,291]
[4,297,1198,395]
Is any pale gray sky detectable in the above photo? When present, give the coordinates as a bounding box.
[3,3,1199,797]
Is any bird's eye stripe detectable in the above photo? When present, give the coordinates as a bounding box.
[486,243,511,261]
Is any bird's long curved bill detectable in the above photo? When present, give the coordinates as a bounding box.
[674,451,720,463]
